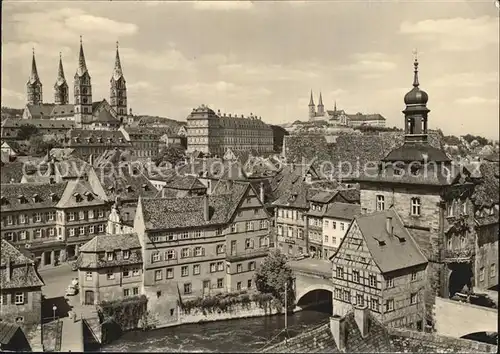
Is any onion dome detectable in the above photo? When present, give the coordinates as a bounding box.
[404,57,428,105]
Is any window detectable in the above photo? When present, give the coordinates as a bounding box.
[231,224,237,233]
[19,231,27,240]
[376,195,385,211]
[386,299,394,312]
[491,264,496,278]
[79,226,85,235]
[98,224,104,233]
[123,289,130,297]
[260,220,267,230]
[181,248,190,258]
[479,267,485,281]
[332,221,337,229]
[245,239,254,249]
[88,210,94,219]
[248,261,256,271]
[106,271,115,280]
[123,250,130,259]
[246,221,253,231]
[248,279,252,289]
[217,262,224,271]
[343,290,350,303]
[123,269,130,277]
[166,268,174,279]
[184,283,192,294]
[193,264,200,275]
[410,293,417,304]
[217,278,223,288]
[287,227,293,238]
[1,293,7,305]
[277,225,283,236]
[151,252,160,263]
[89,225,95,234]
[79,211,85,220]
[4,232,13,241]
[447,202,454,217]
[237,282,242,290]
[324,235,329,243]
[35,213,42,222]
[49,228,55,237]
[132,269,140,276]
[336,266,344,279]
[14,292,24,305]
[194,247,204,257]
[6,215,12,225]
[237,264,243,273]
[69,212,75,221]
[19,214,26,224]
[85,271,92,281]
[353,270,360,283]
[165,250,176,260]
[154,270,162,281]
[324,220,329,228]
[411,198,421,216]
[210,263,217,273]
[356,293,364,306]
[369,274,377,287]
[340,223,345,231]
[181,266,189,277]
[216,244,225,254]
[133,287,139,295]
[411,272,417,281]
[386,277,394,288]
[34,229,41,238]
[370,298,379,311]
[98,210,104,218]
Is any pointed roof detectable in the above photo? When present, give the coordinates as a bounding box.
[318,92,324,106]
[28,48,40,84]
[76,36,89,77]
[308,90,315,106]
[112,41,124,81]
[55,52,67,86]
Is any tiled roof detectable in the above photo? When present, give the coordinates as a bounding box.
[383,142,450,162]
[2,118,75,129]
[165,175,207,191]
[49,148,76,161]
[0,161,25,183]
[337,189,360,203]
[269,164,317,203]
[56,179,106,208]
[25,103,75,118]
[347,113,386,122]
[66,130,131,147]
[308,190,338,203]
[273,180,311,209]
[324,202,361,220]
[91,108,120,125]
[0,239,44,289]
[178,158,247,180]
[351,209,428,273]
[93,149,134,167]
[471,161,499,208]
[122,126,163,136]
[93,166,159,202]
[0,322,21,345]
[141,182,248,231]
[0,182,67,212]
[77,233,142,269]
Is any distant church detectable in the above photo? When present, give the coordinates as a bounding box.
[23,37,133,130]
[307,91,386,128]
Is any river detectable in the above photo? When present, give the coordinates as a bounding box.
[100,308,331,352]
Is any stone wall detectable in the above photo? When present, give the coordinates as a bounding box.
[475,223,499,290]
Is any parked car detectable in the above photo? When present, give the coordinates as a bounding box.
[66,285,78,296]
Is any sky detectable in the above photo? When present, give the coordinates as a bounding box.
[2,0,499,139]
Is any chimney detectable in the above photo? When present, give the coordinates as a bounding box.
[259,181,265,203]
[330,315,346,351]
[6,258,11,282]
[385,216,393,236]
[203,194,210,221]
[354,305,370,338]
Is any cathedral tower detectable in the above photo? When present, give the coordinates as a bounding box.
[110,41,127,124]
[74,36,93,127]
[27,48,43,105]
[317,91,325,116]
[308,90,315,119]
[54,52,69,105]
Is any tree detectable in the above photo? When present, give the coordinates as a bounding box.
[28,135,62,157]
[17,124,39,140]
[154,144,185,167]
[254,249,295,307]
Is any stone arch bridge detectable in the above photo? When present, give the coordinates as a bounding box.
[288,258,334,304]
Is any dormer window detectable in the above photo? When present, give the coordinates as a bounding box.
[50,193,58,202]
[32,194,40,203]
[73,193,82,202]
[126,185,133,193]
[106,252,115,261]
[18,195,27,204]
[141,184,149,191]
[123,250,130,259]
[98,138,103,143]
[1,196,9,205]
[108,186,115,192]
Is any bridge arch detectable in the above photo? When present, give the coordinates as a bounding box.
[296,284,335,304]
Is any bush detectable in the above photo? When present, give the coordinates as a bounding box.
[98,295,148,331]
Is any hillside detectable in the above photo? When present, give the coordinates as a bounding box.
[134,115,185,131]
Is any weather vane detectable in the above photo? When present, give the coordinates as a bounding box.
[412,48,418,61]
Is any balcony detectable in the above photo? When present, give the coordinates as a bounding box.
[444,247,475,263]
[226,247,270,262]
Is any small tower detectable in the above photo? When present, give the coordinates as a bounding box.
[27,48,43,105]
[317,91,325,116]
[308,90,316,119]
[74,36,93,127]
[54,52,69,105]
[402,50,430,143]
[110,41,128,124]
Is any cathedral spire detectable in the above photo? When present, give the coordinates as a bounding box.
[112,41,124,81]
[318,92,323,106]
[56,52,66,85]
[309,90,315,106]
[76,35,88,76]
[29,48,40,84]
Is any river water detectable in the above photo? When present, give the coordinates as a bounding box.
[101,308,331,352]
